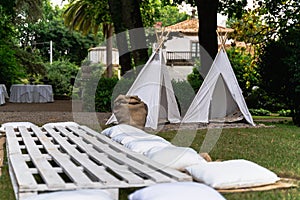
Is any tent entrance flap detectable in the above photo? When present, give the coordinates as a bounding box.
[209,75,243,123]
[158,76,169,124]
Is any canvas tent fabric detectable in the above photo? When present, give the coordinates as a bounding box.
[106,50,181,130]
[182,48,255,126]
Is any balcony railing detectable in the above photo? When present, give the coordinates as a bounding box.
[166,51,199,66]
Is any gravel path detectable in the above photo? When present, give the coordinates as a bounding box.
[0,100,265,132]
[0,100,111,127]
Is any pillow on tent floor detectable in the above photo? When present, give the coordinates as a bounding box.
[145,146,207,171]
[112,132,166,145]
[185,159,280,189]
[24,189,113,200]
[128,182,226,200]
[124,139,172,154]
[0,122,35,132]
[42,122,80,129]
[101,124,146,138]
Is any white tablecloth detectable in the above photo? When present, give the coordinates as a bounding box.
[0,84,9,105]
[9,84,54,103]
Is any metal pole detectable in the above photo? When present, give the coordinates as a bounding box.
[50,40,53,64]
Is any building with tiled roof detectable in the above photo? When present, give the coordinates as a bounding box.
[165,18,234,35]
[162,18,234,67]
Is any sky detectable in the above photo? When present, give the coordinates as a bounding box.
[50,0,67,7]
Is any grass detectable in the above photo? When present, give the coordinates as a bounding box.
[0,119,299,200]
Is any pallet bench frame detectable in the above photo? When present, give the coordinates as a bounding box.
[6,125,192,200]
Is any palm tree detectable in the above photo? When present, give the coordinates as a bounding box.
[65,0,150,76]
[64,0,114,77]
[15,0,43,22]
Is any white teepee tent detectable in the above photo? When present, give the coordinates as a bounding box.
[106,49,181,130]
[182,48,255,126]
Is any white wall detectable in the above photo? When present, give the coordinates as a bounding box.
[88,47,119,65]
[164,36,198,52]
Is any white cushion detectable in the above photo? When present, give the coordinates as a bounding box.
[24,189,113,200]
[128,182,226,200]
[124,139,172,154]
[185,159,280,189]
[42,122,80,129]
[112,132,166,145]
[145,146,206,171]
[101,124,146,138]
[0,122,35,132]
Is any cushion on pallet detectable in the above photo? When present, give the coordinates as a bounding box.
[101,124,147,138]
[112,132,166,145]
[124,139,172,154]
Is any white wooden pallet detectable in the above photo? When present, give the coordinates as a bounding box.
[6,125,192,200]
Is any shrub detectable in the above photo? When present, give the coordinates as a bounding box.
[0,44,26,88]
[94,77,120,112]
[172,80,196,115]
[278,109,292,117]
[246,87,288,112]
[187,66,204,93]
[249,108,271,116]
[45,59,79,98]
[226,47,259,97]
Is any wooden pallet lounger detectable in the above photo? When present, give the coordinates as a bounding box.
[5,125,192,200]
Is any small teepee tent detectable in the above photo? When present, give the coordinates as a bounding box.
[106,49,181,130]
[182,47,255,126]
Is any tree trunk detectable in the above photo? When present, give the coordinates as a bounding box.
[121,0,149,67]
[196,0,218,78]
[108,0,132,75]
[106,24,114,78]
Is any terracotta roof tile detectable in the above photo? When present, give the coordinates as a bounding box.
[164,19,234,34]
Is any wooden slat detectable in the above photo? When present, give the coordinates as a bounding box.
[55,126,146,185]
[18,127,66,189]
[30,126,96,187]
[9,154,37,190]
[6,127,38,190]
[5,126,23,155]
[43,126,121,185]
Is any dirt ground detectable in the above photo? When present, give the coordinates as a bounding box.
[0,100,112,126]
[0,100,73,112]
[0,99,266,132]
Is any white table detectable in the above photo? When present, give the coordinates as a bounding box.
[9,84,54,103]
[0,84,9,105]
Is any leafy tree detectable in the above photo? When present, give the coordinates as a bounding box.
[227,8,271,56]
[259,0,300,37]
[148,1,188,27]
[45,59,79,97]
[64,0,114,77]
[18,1,99,65]
[258,27,300,126]
[0,6,26,87]
[14,0,43,22]
[226,47,259,96]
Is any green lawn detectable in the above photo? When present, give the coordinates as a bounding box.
[0,119,299,200]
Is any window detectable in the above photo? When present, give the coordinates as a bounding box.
[191,41,200,59]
